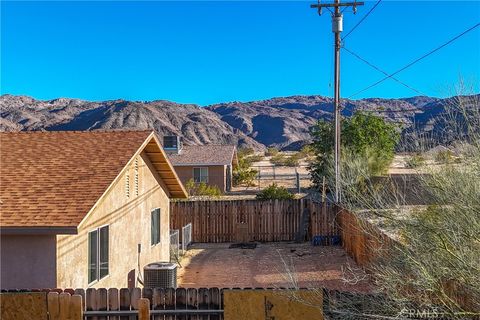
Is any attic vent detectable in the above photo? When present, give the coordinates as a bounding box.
[134,158,139,197]
[125,173,130,198]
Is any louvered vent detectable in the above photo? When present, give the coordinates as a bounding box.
[125,173,130,198]
[144,262,177,288]
[134,158,139,197]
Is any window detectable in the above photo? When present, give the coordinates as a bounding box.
[193,167,208,183]
[88,225,109,284]
[163,136,179,149]
[151,208,161,245]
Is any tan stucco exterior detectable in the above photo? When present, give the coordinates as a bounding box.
[0,234,57,289]
[56,151,171,288]
[174,165,229,192]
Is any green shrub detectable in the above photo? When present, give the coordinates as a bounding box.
[185,179,222,198]
[265,147,279,156]
[256,183,294,200]
[405,154,425,168]
[233,168,258,186]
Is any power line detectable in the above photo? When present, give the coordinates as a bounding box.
[342,46,426,96]
[341,0,382,41]
[348,22,480,99]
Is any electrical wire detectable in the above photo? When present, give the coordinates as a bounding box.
[342,0,382,41]
[342,46,426,96]
[348,22,480,99]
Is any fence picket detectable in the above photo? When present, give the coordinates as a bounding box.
[58,292,70,320]
[47,292,60,320]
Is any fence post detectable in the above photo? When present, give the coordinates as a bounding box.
[296,170,300,193]
[138,298,150,320]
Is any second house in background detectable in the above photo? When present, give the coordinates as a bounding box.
[164,136,238,193]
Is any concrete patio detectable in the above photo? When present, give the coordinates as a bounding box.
[177,242,373,292]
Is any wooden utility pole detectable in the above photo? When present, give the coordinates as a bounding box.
[311,0,363,203]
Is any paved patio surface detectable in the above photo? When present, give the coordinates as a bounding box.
[177,243,372,292]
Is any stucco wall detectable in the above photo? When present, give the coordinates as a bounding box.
[56,151,171,288]
[174,165,226,192]
[1,234,57,289]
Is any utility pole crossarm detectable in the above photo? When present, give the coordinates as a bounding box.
[310,2,364,9]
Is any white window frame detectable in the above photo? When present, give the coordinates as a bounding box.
[88,224,109,285]
[193,167,209,183]
[151,208,161,246]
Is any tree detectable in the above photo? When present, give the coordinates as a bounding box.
[309,112,400,190]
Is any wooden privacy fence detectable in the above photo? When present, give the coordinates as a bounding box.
[5,287,224,319]
[3,287,373,320]
[0,291,84,320]
[170,199,339,243]
[337,209,395,267]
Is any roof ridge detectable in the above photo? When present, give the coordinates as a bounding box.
[182,144,236,147]
[0,130,154,134]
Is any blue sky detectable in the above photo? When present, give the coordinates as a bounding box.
[1,1,479,106]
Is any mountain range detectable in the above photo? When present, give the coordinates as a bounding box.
[1,94,476,150]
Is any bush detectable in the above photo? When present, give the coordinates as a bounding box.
[271,153,301,167]
[405,154,425,168]
[185,179,222,198]
[237,147,255,159]
[309,111,400,189]
[233,168,257,186]
[435,149,454,164]
[246,154,264,164]
[256,183,294,200]
[299,145,314,158]
[270,153,287,166]
[265,147,279,156]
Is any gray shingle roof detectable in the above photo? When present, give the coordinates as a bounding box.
[167,145,236,166]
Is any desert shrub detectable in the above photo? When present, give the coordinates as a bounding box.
[233,167,257,186]
[185,179,222,198]
[405,154,425,168]
[237,147,255,159]
[435,149,454,164]
[265,147,279,156]
[271,152,302,167]
[256,183,294,200]
[233,149,259,186]
[299,145,315,158]
[246,154,264,163]
[270,153,287,166]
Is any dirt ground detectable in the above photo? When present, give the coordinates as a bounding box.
[177,242,373,293]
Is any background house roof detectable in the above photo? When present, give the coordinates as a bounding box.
[167,145,237,166]
[0,130,186,231]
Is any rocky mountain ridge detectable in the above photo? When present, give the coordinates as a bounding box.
[1,94,476,150]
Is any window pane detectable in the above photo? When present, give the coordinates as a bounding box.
[99,226,109,279]
[151,209,160,245]
[200,168,208,182]
[193,168,201,182]
[88,230,98,283]
[194,168,208,183]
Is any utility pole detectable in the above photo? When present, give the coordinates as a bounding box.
[310,0,363,203]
